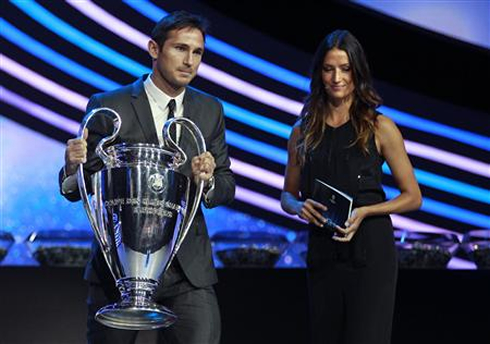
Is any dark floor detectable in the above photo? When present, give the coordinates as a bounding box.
[0,268,488,344]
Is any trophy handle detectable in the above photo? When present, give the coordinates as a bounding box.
[77,107,121,279]
[163,118,206,258]
[162,118,187,168]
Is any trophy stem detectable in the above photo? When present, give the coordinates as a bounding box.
[95,277,177,330]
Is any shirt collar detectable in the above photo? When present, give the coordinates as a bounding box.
[144,74,185,109]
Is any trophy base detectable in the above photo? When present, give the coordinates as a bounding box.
[95,302,177,330]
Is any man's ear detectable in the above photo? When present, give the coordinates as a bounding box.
[148,39,159,60]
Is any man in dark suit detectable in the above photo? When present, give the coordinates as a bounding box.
[60,11,235,344]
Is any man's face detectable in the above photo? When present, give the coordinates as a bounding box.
[149,27,204,96]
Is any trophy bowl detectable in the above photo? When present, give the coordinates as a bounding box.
[394,230,460,269]
[211,230,289,268]
[461,229,490,269]
[25,230,92,267]
[90,154,188,330]
[0,231,15,263]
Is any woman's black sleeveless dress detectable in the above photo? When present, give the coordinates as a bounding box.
[301,120,397,344]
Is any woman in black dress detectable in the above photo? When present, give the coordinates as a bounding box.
[281,30,422,344]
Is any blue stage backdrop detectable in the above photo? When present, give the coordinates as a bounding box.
[1,0,488,268]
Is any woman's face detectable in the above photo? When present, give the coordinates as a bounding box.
[321,48,355,103]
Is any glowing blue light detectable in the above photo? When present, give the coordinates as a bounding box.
[3,17,483,214]
[9,0,487,229]
[123,1,490,151]
[380,106,490,152]
[400,231,406,244]
[222,103,291,139]
[2,19,290,141]
[122,0,167,21]
[12,1,149,77]
[226,131,288,164]
[384,186,490,228]
[382,164,490,204]
[0,19,120,91]
[15,1,488,154]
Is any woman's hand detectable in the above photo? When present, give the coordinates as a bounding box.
[296,198,328,228]
[332,207,368,242]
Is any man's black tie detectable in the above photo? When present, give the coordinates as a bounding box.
[167,99,176,141]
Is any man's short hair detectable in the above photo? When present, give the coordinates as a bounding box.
[151,11,210,48]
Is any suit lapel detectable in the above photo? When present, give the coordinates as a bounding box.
[130,75,159,145]
[128,81,201,173]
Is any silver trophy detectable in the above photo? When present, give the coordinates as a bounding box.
[77,108,206,330]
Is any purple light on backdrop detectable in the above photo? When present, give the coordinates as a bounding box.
[65,2,304,116]
[0,95,295,223]
[4,57,485,179]
[1,55,87,110]
[3,57,490,231]
[71,0,487,154]
[1,87,78,134]
[229,159,475,239]
[235,186,299,221]
[0,115,89,265]
[1,83,481,236]
[447,257,476,270]
[0,117,472,267]
[0,115,295,266]
[1,86,299,222]
[2,6,486,230]
[390,214,462,241]
[405,141,489,178]
[12,0,490,157]
[68,0,148,50]
[2,83,285,193]
[230,158,284,189]
[236,184,462,239]
[2,1,480,270]
[198,64,303,115]
[92,0,488,154]
[17,1,490,162]
[352,0,490,50]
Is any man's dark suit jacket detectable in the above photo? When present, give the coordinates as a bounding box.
[59,75,235,290]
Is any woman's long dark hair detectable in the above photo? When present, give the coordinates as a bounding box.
[296,30,382,165]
